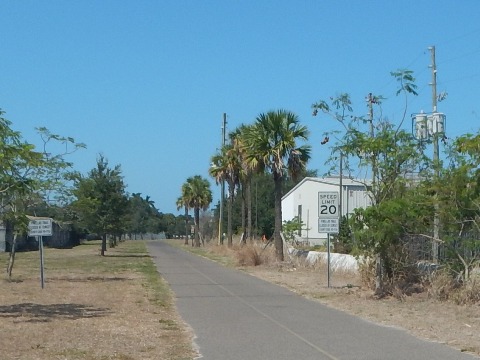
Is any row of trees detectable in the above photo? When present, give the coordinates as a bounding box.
[0,109,196,276]
[179,69,479,296]
[4,65,479,294]
[179,109,311,261]
[53,155,196,254]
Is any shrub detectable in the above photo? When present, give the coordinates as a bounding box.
[450,279,480,305]
[236,245,262,266]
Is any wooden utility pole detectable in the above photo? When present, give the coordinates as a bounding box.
[367,93,382,294]
[430,46,440,263]
[367,93,377,199]
[218,113,227,245]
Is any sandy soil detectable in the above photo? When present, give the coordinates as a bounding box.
[0,245,195,360]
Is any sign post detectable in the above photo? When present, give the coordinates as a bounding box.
[318,192,339,288]
[28,218,52,289]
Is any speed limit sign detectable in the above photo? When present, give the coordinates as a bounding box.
[318,192,339,233]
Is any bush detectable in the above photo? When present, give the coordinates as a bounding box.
[236,245,262,266]
[428,270,480,304]
[358,257,376,290]
[427,270,457,301]
[451,279,480,305]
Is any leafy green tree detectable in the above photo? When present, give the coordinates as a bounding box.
[0,109,84,277]
[71,155,128,255]
[210,144,241,247]
[128,193,157,239]
[433,132,480,280]
[155,212,176,238]
[244,110,311,261]
[312,71,427,294]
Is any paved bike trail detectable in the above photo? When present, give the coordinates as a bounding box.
[147,241,477,360]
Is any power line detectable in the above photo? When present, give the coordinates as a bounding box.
[438,72,480,86]
[435,27,480,48]
[438,47,480,66]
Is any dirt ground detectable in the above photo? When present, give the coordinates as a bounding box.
[0,243,195,360]
[240,259,480,357]
[2,241,479,359]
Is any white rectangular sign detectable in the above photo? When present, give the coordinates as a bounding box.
[318,191,339,233]
[318,218,339,233]
[28,219,53,237]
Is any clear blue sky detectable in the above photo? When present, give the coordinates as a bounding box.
[1,1,479,214]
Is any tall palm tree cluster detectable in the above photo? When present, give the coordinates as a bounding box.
[176,175,212,247]
[179,109,311,261]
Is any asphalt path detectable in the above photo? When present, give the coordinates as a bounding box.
[147,240,478,360]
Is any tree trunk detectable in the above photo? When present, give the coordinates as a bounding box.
[194,207,200,247]
[101,233,107,256]
[7,234,18,278]
[240,183,246,244]
[273,172,284,261]
[246,177,253,242]
[184,207,189,245]
[110,235,117,248]
[227,184,234,247]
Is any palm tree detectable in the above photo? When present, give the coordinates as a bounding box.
[185,175,212,247]
[176,182,191,245]
[230,124,255,243]
[209,144,240,247]
[244,110,311,261]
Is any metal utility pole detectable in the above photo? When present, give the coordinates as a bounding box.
[430,46,440,263]
[218,113,227,245]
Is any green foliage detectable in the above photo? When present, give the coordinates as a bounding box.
[331,216,353,254]
[244,110,311,180]
[210,143,241,191]
[0,110,43,227]
[0,109,84,230]
[243,109,311,260]
[391,69,418,96]
[71,155,128,251]
[126,193,161,238]
[210,143,242,246]
[282,216,304,244]
[311,72,428,291]
[432,132,480,280]
[182,175,212,247]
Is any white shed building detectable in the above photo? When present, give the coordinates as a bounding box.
[282,177,372,245]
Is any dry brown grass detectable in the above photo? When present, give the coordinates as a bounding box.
[427,270,480,305]
[195,240,277,267]
[0,241,195,360]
